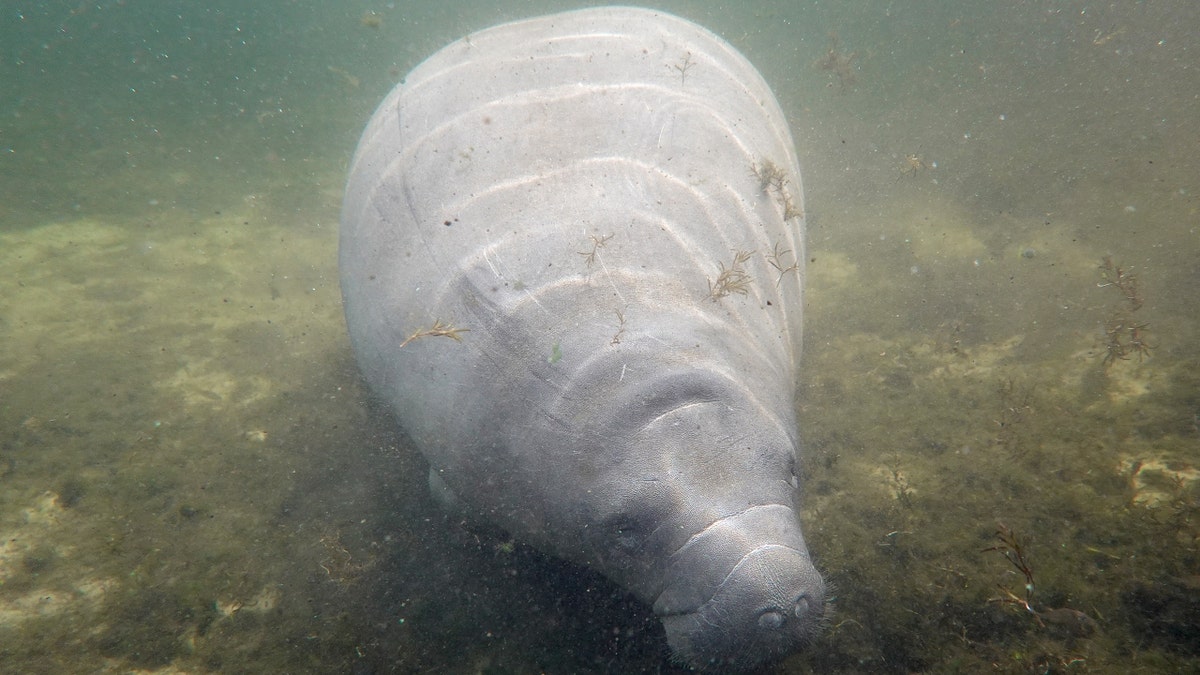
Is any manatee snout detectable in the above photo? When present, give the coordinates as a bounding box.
[661,552,825,670]
[654,506,826,670]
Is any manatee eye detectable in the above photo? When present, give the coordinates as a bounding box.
[599,485,669,553]
[612,517,645,551]
[785,453,801,489]
[601,512,651,552]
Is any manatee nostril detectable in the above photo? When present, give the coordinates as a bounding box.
[793,594,811,618]
[758,609,785,630]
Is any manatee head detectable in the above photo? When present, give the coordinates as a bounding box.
[557,368,827,671]
[509,360,826,671]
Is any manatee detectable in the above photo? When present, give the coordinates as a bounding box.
[339,6,825,670]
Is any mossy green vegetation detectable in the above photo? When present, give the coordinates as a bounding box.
[791,244,1199,671]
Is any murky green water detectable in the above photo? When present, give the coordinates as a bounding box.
[2,1,1197,672]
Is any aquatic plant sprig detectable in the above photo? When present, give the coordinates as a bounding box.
[1097,256,1151,367]
[707,249,754,300]
[400,319,469,347]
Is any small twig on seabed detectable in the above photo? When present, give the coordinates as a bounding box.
[983,523,1040,622]
[1097,255,1151,367]
[984,523,1036,590]
[1098,256,1143,310]
[983,522,1100,636]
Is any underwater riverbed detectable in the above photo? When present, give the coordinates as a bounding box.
[2,1,1197,672]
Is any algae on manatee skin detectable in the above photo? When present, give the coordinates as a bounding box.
[707,249,755,301]
[399,319,470,348]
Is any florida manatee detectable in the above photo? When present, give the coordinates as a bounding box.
[339,6,825,670]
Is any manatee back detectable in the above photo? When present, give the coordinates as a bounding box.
[340,6,805,531]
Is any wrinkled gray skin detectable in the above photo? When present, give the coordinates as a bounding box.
[340,7,825,671]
